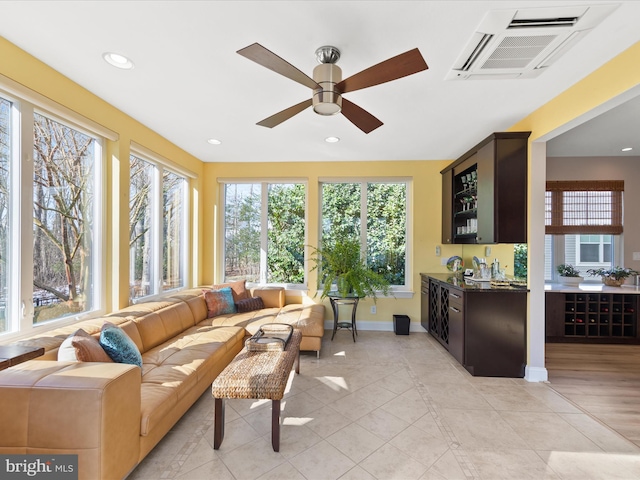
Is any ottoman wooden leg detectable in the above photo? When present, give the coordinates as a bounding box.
[214,398,225,449]
[272,399,281,451]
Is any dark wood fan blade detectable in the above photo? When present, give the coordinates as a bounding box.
[237,43,320,90]
[341,98,383,134]
[336,48,428,93]
[257,99,312,128]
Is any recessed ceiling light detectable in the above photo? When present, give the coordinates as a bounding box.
[622,147,633,152]
[102,52,134,70]
[325,136,340,143]
[207,138,221,145]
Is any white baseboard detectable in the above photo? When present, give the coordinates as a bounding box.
[323,320,428,333]
[524,365,549,383]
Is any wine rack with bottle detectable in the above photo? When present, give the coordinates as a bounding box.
[546,292,640,343]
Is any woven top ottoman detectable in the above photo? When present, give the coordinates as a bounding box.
[211,329,301,451]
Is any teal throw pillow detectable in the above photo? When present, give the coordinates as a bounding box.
[99,322,143,368]
[204,286,237,318]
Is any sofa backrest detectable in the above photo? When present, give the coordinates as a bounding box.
[251,287,285,308]
[119,300,196,353]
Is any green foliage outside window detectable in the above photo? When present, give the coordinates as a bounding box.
[514,243,528,279]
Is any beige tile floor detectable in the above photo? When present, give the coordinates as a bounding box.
[127,330,640,480]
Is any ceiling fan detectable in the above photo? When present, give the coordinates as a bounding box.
[237,43,428,134]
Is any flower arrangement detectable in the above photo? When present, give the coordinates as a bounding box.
[556,264,582,277]
[587,266,639,284]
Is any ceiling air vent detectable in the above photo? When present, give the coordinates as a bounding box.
[508,17,579,29]
[447,4,618,80]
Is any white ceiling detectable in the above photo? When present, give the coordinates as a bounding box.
[1,0,640,163]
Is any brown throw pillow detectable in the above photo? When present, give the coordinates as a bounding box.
[236,296,265,313]
[58,328,113,363]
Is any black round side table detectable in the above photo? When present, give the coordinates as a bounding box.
[328,294,361,342]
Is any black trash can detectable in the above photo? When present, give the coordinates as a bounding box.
[393,314,410,335]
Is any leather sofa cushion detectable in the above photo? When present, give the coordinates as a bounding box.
[131,300,196,353]
[208,303,324,338]
[276,304,326,338]
[252,287,285,308]
[138,325,244,435]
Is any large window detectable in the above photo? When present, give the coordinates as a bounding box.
[0,89,104,337]
[129,154,187,300]
[0,98,10,333]
[545,181,623,281]
[32,114,98,323]
[321,181,408,288]
[223,182,305,285]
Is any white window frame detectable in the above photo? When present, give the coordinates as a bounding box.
[319,177,413,298]
[575,234,613,266]
[218,179,309,289]
[0,83,109,341]
[546,234,621,283]
[129,144,191,303]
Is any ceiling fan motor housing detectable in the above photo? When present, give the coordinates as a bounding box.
[312,63,342,115]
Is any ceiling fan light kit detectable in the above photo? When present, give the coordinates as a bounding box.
[237,42,428,133]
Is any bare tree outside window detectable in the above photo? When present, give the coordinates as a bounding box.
[0,98,10,332]
[129,155,154,299]
[32,113,95,322]
[224,183,261,282]
[163,170,185,291]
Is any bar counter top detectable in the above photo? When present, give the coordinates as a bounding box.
[545,282,640,294]
[421,273,528,292]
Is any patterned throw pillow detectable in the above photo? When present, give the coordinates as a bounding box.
[58,328,114,363]
[99,322,143,368]
[204,287,237,318]
[209,279,248,303]
[236,296,265,313]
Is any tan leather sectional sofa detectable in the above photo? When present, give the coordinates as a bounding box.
[0,286,325,480]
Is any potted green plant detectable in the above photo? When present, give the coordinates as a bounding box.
[308,238,390,301]
[556,264,583,285]
[586,266,639,287]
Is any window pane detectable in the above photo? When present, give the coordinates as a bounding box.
[321,183,361,246]
[32,113,95,323]
[224,184,260,282]
[580,244,599,263]
[162,171,185,291]
[0,98,10,333]
[267,184,305,283]
[129,156,155,299]
[367,183,406,285]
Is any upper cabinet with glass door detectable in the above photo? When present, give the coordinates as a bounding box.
[441,132,531,244]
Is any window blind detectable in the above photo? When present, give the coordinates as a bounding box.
[545,180,623,234]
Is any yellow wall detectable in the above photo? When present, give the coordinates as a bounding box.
[510,41,640,142]
[0,36,205,311]
[204,160,455,325]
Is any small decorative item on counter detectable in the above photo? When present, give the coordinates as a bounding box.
[586,266,639,287]
[556,263,584,286]
[446,256,463,272]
